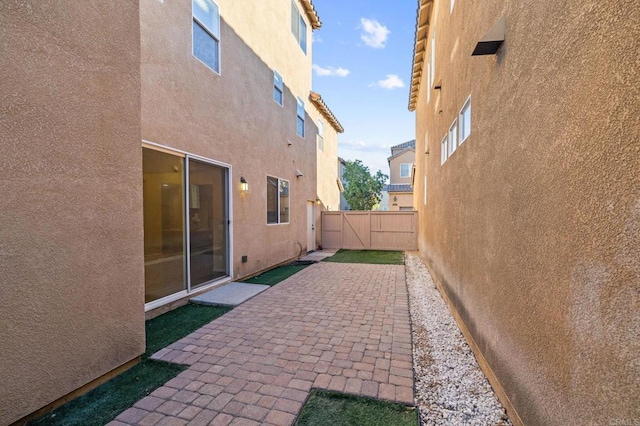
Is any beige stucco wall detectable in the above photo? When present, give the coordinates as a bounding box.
[388,192,414,212]
[413,0,639,424]
[141,0,318,278]
[0,2,144,424]
[389,149,415,185]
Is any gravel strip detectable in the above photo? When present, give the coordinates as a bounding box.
[405,253,512,425]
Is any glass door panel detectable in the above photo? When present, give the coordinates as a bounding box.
[142,148,186,302]
[188,159,228,287]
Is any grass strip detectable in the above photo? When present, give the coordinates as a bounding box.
[31,303,231,426]
[296,389,418,426]
[322,249,405,265]
[242,263,310,286]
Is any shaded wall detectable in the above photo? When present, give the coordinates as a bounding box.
[413,0,639,424]
[0,1,143,424]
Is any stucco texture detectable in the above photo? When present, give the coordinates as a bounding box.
[413,0,639,424]
[0,1,144,424]
[140,0,318,279]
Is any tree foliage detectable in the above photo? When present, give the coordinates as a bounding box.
[342,160,388,211]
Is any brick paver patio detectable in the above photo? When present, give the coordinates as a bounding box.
[110,262,413,425]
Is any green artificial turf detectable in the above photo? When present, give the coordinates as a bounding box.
[30,303,231,426]
[296,390,418,426]
[242,263,310,286]
[322,249,405,265]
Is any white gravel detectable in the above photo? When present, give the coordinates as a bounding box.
[405,253,512,425]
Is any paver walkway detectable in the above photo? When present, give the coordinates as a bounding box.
[111,262,413,426]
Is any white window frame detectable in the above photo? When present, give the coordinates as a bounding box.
[459,96,471,144]
[291,0,308,54]
[451,0,455,13]
[423,175,427,205]
[317,119,324,151]
[448,119,458,156]
[441,134,447,165]
[430,33,436,89]
[296,97,305,138]
[426,62,431,103]
[400,163,412,178]
[267,176,290,225]
[273,70,283,106]
[192,0,221,74]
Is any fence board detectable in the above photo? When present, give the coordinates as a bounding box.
[321,211,417,251]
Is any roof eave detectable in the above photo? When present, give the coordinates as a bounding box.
[309,91,344,133]
[300,0,322,29]
[408,0,434,111]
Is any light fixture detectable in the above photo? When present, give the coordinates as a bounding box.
[472,16,505,56]
[296,169,304,177]
[240,176,249,192]
[316,198,321,205]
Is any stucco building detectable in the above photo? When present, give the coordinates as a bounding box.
[1,0,341,424]
[409,0,639,424]
[384,140,416,211]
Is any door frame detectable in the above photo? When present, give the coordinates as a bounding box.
[143,140,233,311]
[307,200,316,252]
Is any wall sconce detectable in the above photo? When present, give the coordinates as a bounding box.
[316,198,321,205]
[240,176,249,192]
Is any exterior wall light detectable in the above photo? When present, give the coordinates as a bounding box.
[472,16,506,56]
[240,176,249,192]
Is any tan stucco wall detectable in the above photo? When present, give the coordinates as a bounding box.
[141,0,317,278]
[388,193,414,212]
[310,110,341,212]
[0,2,144,424]
[413,1,639,424]
[389,150,415,184]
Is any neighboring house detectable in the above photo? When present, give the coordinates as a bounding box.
[384,140,415,211]
[1,1,341,424]
[338,157,350,210]
[409,1,639,425]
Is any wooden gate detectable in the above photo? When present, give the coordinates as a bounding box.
[321,211,417,250]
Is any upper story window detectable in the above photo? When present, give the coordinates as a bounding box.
[448,119,458,156]
[296,97,305,138]
[400,163,412,178]
[291,0,308,54]
[267,176,290,224]
[317,119,324,151]
[273,70,284,106]
[430,33,436,88]
[459,97,471,143]
[451,0,455,13]
[441,135,447,165]
[192,0,220,73]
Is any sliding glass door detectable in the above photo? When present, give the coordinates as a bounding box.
[143,147,229,305]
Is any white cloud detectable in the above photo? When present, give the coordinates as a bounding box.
[313,64,350,77]
[360,18,390,49]
[371,74,405,89]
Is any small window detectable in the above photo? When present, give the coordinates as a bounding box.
[273,71,283,106]
[459,97,471,143]
[192,0,220,73]
[430,33,436,88]
[400,163,411,178]
[426,62,431,103]
[451,0,455,13]
[267,176,290,224]
[291,1,307,54]
[441,135,447,164]
[317,119,324,151]
[448,119,458,156]
[296,97,305,138]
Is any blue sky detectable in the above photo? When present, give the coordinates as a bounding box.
[310,0,417,178]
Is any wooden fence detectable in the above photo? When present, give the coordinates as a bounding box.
[321,211,418,251]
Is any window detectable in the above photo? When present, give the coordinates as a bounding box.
[291,0,307,54]
[273,70,283,106]
[430,33,436,88]
[426,62,431,103]
[441,135,447,164]
[451,0,455,13]
[448,119,458,156]
[296,97,305,137]
[192,0,220,73]
[400,163,411,178]
[459,97,471,143]
[267,176,290,224]
[317,119,324,151]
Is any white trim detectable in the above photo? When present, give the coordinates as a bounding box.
[441,134,447,165]
[142,140,232,169]
[448,118,458,156]
[273,69,284,107]
[459,95,472,144]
